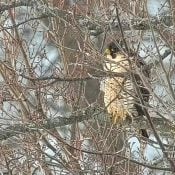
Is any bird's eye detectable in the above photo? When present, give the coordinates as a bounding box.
[111,48,117,53]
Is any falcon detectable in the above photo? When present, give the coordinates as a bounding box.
[103,42,149,138]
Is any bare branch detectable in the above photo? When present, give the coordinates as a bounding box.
[0,0,34,13]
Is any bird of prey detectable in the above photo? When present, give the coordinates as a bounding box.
[103,42,149,138]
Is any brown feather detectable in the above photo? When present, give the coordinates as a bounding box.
[104,43,149,137]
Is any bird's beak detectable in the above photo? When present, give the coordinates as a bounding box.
[104,49,111,56]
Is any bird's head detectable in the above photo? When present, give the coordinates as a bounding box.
[104,42,120,59]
